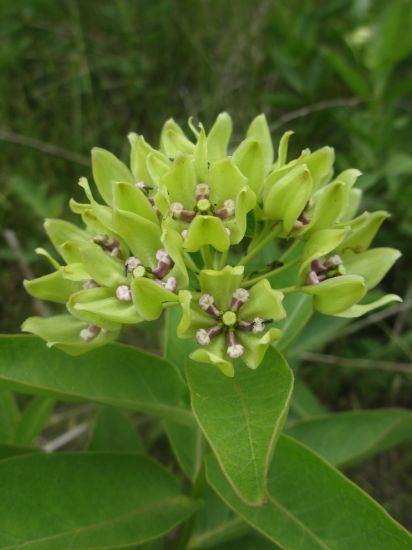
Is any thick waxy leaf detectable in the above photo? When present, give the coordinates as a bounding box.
[0,453,200,549]
[287,409,412,468]
[207,435,412,549]
[187,347,293,505]
[0,336,192,426]
[0,443,40,460]
[88,405,144,452]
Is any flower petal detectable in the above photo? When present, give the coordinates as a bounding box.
[246,114,273,173]
[199,266,244,311]
[79,243,125,288]
[299,228,348,276]
[226,186,256,244]
[177,290,215,338]
[24,271,81,304]
[184,215,230,252]
[131,278,178,320]
[190,334,234,377]
[343,247,401,290]
[160,119,195,157]
[112,182,158,224]
[22,314,119,355]
[301,275,367,315]
[238,328,283,370]
[161,155,197,208]
[239,279,286,321]
[91,147,134,206]
[233,138,265,194]
[207,112,232,161]
[208,158,248,207]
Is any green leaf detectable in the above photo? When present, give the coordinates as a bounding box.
[14,396,55,445]
[188,488,249,549]
[0,391,19,442]
[187,347,293,505]
[0,336,193,426]
[207,435,412,549]
[289,376,327,420]
[0,453,200,549]
[88,405,144,452]
[287,409,412,468]
[0,443,40,461]
[276,293,313,353]
[322,48,370,98]
[163,307,204,481]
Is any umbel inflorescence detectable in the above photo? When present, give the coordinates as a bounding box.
[23,114,401,376]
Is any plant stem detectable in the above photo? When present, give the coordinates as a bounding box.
[174,463,206,550]
[238,223,281,266]
[243,257,300,288]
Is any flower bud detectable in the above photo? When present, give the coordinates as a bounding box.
[116,285,132,302]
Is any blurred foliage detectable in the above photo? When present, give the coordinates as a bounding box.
[0,0,411,527]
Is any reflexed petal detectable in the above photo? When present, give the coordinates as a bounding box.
[301,275,367,315]
[194,124,208,181]
[79,243,125,288]
[24,271,81,304]
[264,164,312,233]
[340,188,362,222]
[208,158,247,207]
[199,266,244,311]
[22,314,119,355]
[91,147,134,206]
[131,277,179,320]
[161,155,197,208]
[160,119,195,157]
[238,328,283,370]
[207,112,232,161]
[44,219,89,251]
[343,247,401,290]
[129,133,170,185]
[336,211,390,254]
[146,152,171,188]
[335,294,402,318]
[226,186,256,244]
[177,290,216,338]
[113,182,158,224]
[233,138,265,193]
[112,209,161,267]
[301,180,347,234]
[184,215,230,252]
[190,334,234,377]
[68,287,141,329]
[299,228,348,276]
[162,226,189,287]
[238,279,285,321]
[246,114,273,173]
[303,146,335,192]
[274,131,294,168]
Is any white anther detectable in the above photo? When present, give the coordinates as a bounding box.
[171,202,184,215]
[116,285,132,301]
[80,325,99,342]
[136,181,147,189]
[325,254,343,266]
[252,317,265,334]
[227,344,245,359]
[196,328,211,346]
[233,288,250,302]
[82,279,97,289]
[181,229,188,239]
[109,247,120,257]
[156,249,171,264]
[164,276,177,291]
[306,271,320,286]
[199,294,215,310]
[125,256,141,271]
[223,199,235,216]
[225,227,231,237]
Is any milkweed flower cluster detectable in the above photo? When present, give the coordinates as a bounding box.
[22,113,401,376]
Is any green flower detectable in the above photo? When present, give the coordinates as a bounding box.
[177,266,285,376]
[157,155,255,252]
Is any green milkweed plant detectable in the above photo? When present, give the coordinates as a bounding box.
[0,114,410,549]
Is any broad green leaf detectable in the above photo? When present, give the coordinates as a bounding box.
[88,405,144,452]
[287,409,412,468]
[0,391,19,442]
[187,347,293,505]
[289,312,350,357]
[188,488,249,549]
[212,535,278,549]
[289,376,327,420]
[0,336,193,426]
[276,293,313,352]
[0,453,200,549]
[14,396,55,445]
[0,443,40,461]
[207,435,412,549]
[163,307,204,481]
